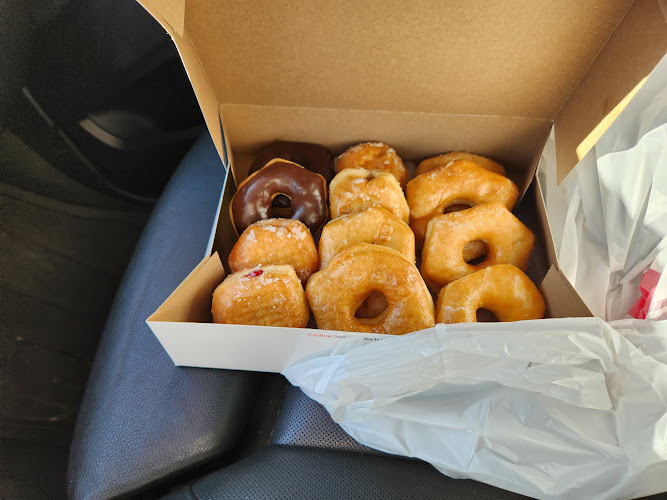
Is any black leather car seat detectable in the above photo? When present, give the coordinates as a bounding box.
[162,385,529,500]
[67,133,266,499]
[67,132,533,500]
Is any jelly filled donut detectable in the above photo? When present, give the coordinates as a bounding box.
[212,265,309,327]
[436,264,545,323]
[228,219,318,285]
[249,141,335,183]
[319,207,415,269]
[406,159,518,247]
[306,243,434,335]
[421,202,534,289]
[336,142,409,188]
[329,168,409,223]
[230,159,328,236]
[416,152,506,177]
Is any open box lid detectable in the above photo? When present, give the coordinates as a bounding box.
[139,0,667,327]
[139,0,666,183]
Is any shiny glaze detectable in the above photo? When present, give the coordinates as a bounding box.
[230,160,328,235]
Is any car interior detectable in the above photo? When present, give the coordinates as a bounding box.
[2,1,666,500]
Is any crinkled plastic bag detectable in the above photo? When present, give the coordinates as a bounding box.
[284,54,667,500]
[538,56,667,320]
[284,319,667,500]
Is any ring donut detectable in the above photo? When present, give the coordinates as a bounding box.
[436,264,545,323]
[421,201,534,289]
[406,159,518,247]
[230,159,328,236]
[336,142,409,188]
[329,168,409,223]
[249,141,335,183]
[212,265,310,327]
[306,243,434,335]
[416,152,505,177]
[228,219,319,285]
[318,207,415,269]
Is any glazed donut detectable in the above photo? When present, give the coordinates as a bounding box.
[329,168,409,223]
[228,219,318,285]
[406,159,518,247]
[416,152,505,177]
[306,243,434,335]
[212,265,309,327]
[336,142,409,188]
[436,264,545,323]
[421,201,534,289]
[249,141,335,183]
[230,158,328,236]
[319,207,415,269]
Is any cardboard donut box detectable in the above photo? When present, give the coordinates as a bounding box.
[143,0,667,372]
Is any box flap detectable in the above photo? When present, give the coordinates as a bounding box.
[148,252,226,323]
[140,0,184,36]
[554,0,667,182]
[148,322,388,372]
[516,125,552,201]
[138,1,230,163]
[535,173,558,270]
[540,266,593,319]
[179,0,633,119]
[138,0,667,180]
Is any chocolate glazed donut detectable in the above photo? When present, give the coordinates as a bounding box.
[249,141,334,183]
[230,159,328,236]
[250,142,333,210]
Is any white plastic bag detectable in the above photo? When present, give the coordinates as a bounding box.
[538,56,667,320]
[283,53,667,500]
[283,319,667,500]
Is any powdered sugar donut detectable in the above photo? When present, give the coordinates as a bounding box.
[228,219,318,285]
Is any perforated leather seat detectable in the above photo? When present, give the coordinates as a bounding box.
[163,386,529,500]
